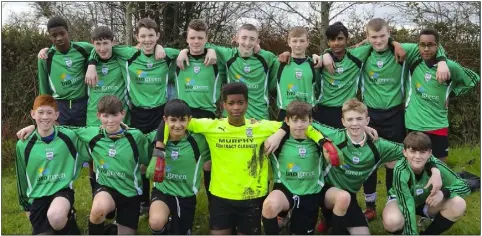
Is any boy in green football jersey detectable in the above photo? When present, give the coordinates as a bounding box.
[289,98,443,235]
[404,29,480,162]
[272,27,319,121]
[144,99,210,235]
[382,131,470,235]
[38,16,93,126]
[322,18,451,221]
[177,23,279,120]
[17,95,149,234]
[262,100,333,235]
[16,95,87,234]
[153,83,336,235]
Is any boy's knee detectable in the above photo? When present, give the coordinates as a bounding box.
[382,212,404,233]
[47,209,68,230]
[89,205,106,223]
[149,214,168,231]
[262,198,279,218]
[335,191,351,210]
[449,197,466,217]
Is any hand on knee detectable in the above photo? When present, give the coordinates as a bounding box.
[47,210,68,230]
[333,191,351,215]
[262,198,280,219]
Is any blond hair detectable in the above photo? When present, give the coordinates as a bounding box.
[288,26,308,39]
[342,98,368,117]
[366,18,389,33]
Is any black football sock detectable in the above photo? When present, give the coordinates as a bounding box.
[386,167,394,195]
[422,213,455,235]
[262,216,280,235]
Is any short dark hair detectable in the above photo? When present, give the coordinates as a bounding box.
[366,18,389,32]
[222,83,248,102]
[91,26,114,42]
[403,131,432,151]
[419,28,439,43]
[188,19,208,32]
[286,100,312,119]
[325,22,348,40]
[163,99,192,118]
[136,18,159,34]
[97,95,124,115]
[47,16,68,31]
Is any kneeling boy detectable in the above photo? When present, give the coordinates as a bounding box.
[382,131,471,235]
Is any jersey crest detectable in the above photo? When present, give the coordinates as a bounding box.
[415,188,424,196]
[244,64,251,73]
[424,72,432,82]
[45,151,54,160]
[101,64,109,75]
[336,67,344,74]
[376,60,384,68]
[295,71,303,79]
[352,156,360,164]
[147,61,153,68]
[65,57,72,68]
[193,65,201,74]
[298,146,306,157]
[246,127,253,138]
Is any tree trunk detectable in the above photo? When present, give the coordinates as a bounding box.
[126,2,134,45]
[320,2,331,52]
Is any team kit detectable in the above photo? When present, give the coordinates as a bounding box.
[14,15,479,235]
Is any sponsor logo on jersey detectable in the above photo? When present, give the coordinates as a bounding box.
[287,84,308,97]
[246,127,253,138]
[233,74,259,89]
[368,71,394,84]
[101,65,109,75]
[218,126,226,132]
[295,71,303,79]
[65,57,72,68]
[424,72,432,82]
[98,159,126,178]
[416,82,440,101]
[38,167,49,176]
[99,159,109,169]
[37,167,66,181]
[165,165,187,181]
[184,78,208,91]
[136,70,162,83]
[60,73,82,86]
[93,80,120,92]
[352,156,360,164]
[286,163,314,178]
[416,188,424,196]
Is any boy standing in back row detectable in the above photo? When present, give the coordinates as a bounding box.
[38,16,93,126]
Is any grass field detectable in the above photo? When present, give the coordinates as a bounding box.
[2,145,480,235]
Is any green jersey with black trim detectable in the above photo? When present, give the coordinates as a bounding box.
[174,50,223,113]
[270,135,324,195]
[38,41,93,100]
[361,43,446,109]
[73,127,149,197]
[207,43,278,119]
[273,57,318,109]
[156,118,325,200]
[90,45,180,108]
[86,53,130,126]
[15,126,89,211]
[146,130,210,197]
[405,59,480,131]
[389,158,471,235]
[311,122,438,193]
[319,45,372,107]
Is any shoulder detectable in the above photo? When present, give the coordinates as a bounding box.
[126,128,144,138]
[56,127,77,140]
[72,41,93,50]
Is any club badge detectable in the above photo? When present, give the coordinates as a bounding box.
[298,147,306,157]
[424,72,431,82]
[193,65,201,74]
[336,67,344,74]
[46,151,54,160]
[376,60,384,68]
[108,148,116,157]
[101,65,109,75]
[65,57,72,68]
[352,156,360,164]
[246,127,253,138]
[171,150,179,160]
[244,65,251,73]
[147,61,153,68]
[295,71,303,79]
[416,188,424,196]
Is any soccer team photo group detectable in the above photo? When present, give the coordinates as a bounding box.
[2,1,481,235]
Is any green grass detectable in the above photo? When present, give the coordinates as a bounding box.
[2,146,480,235]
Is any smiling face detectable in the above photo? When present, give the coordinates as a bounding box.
[164,115,190,140]
[236,29,259,56]
[419,34,438,61]
[97,111,125,133]
[328,31,347,54]
[31,105,59,134]
[403,147,432,172]
[342,110,370,138]
[93,39,113,60]
[136,27,160,54]
[288,34,309,57]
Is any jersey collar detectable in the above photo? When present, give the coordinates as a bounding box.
[346,131,366,147]
[34,126,58,141]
